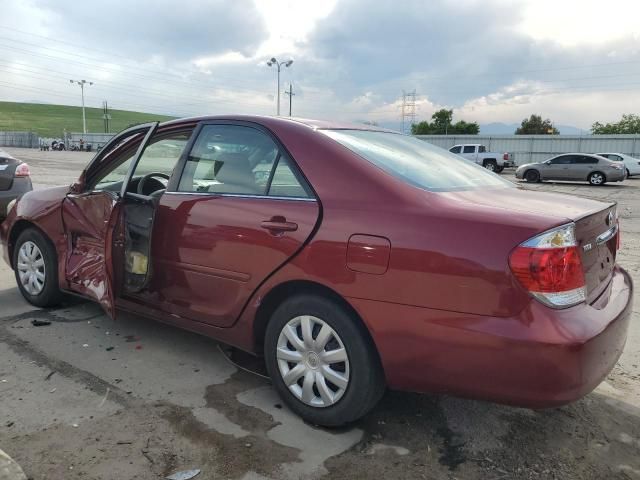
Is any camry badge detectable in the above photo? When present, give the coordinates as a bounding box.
[606,211,614,226]
[583,243,593,252]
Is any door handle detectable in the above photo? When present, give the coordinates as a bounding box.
[261,217,298,233]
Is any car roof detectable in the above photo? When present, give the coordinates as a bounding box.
[159,115,400,134]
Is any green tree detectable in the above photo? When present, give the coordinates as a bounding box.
[515,114,559,134]
[411,109,479,135]
[591,114,640,134]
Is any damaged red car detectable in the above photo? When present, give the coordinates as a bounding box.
[0,116,633,426]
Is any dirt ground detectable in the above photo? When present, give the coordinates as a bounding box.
[1,148,639,480]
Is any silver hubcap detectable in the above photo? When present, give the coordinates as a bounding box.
[485,163,496,171]
[591,173,604,184]
[276,315,350,408]
[17,241,46,296]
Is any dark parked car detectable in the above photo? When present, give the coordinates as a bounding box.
[0,117,632,426]
[515,153,626,185]
[0,149,32,219]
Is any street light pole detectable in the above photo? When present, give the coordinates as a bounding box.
[267,58,293,116]
[69,79,93,134]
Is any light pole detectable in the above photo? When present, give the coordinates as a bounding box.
[267,57,293,116]
[69,79,93,134]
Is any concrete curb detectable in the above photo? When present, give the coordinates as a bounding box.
[0,449,27,480]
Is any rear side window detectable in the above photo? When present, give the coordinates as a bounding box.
[463,145,475,154]
[449,146,461,154]
[322,130,513,192]
[576,156,598,164]
[178,124,310,198]
[478,145,486,153]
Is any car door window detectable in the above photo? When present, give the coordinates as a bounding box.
[449,146,461,154]
[463,146,475,154]
[549,156,572,165]
[478,145,486,153]
[128,131,192,195]
[576,156,598,164]
[178,124,310,197]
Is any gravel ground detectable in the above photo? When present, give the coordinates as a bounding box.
[0,148,639,480]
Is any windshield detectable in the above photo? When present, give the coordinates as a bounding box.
[322,130,513,192]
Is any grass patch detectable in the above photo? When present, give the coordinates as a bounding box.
[0,101,176,137]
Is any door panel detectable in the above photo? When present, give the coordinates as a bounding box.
[62,191,120,317]
[146,194,319,327]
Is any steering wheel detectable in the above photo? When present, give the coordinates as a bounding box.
[137,172,170,195]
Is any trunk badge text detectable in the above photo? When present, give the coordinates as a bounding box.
[583,243,593,252]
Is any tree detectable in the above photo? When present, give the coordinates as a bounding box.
[591,114,640,134]
[411,109,479,135]
[515,114,559,134]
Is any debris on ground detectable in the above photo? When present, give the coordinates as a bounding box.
[125,335,140,343]
[44,371,55,381]
[166,469,201,480]
[30,319,51,327]
[106,347,114,351]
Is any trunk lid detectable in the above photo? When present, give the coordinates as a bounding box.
[574,204,617,301]
[439,186,617,302]
[0,156,19,191]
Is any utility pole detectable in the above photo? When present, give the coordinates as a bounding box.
[102,100,111,133]
[284,83,295,117]
[69,79,93,134]
[267,57,293,115]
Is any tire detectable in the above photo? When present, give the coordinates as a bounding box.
[495,166,504,173]
[483,160,498,172]
[264,294,385,427]
[626,168,631,178]
[524,169,540,183]
[12,228,63,308]
[588,171,606,186]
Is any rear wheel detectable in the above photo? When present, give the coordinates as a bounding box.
[264,294,385,426]
[495,166,504,173]
[13,228,63,308]
[525,169,540,183]
[483,160,498,172]
[626,168,631,178]
[588,171,606,186]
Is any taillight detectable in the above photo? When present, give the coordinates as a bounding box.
[616,219,621,250]
[503,153,509,161]
[509,223,586,308]
[15,163,30,177]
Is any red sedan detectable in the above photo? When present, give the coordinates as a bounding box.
[0,116,632,426]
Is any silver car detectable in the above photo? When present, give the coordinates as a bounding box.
[515,153,626,186]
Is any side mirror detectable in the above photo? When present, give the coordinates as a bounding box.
[69,172,86,194]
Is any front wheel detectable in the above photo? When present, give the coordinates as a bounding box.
[264,294,385,426]
[525,169,540,183]
[588,171,606,186]
[13,228,63,308]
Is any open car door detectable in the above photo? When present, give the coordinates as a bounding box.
[61,122,159,318]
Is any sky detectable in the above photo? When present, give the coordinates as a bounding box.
[1,0,639,132]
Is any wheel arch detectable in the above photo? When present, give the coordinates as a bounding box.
[482,158,497,165]
[252,279,384,372]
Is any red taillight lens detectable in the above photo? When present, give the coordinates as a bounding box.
[509,246,585,293]
[509,223,586,308]
[503,153,509,161]
[15,163,30,177]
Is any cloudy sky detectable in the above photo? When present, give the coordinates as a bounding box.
[1,0,639,131]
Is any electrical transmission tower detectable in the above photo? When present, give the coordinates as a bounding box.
[401,90,417,134]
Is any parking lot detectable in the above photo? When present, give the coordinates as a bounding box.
[1,147,639,480]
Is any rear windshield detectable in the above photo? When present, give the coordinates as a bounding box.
[321,130,513,192]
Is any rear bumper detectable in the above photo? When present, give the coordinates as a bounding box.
[0,177,32,218]
[607,170,626,182]
[350,265,633,408]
